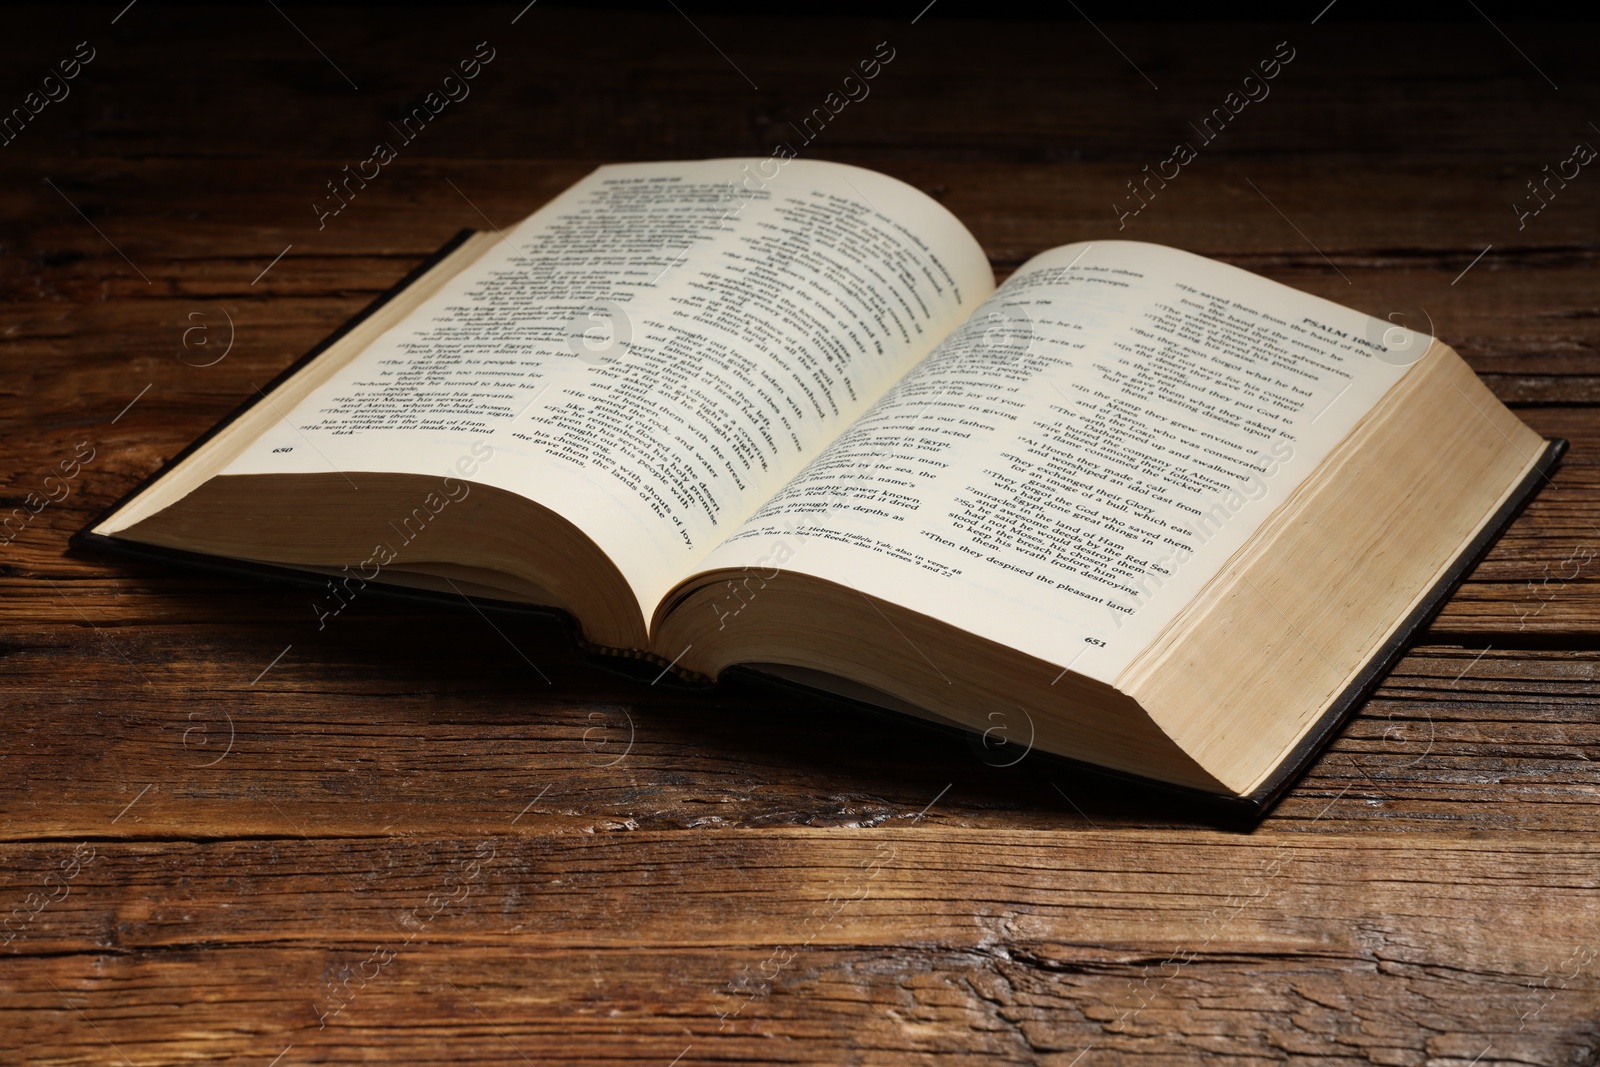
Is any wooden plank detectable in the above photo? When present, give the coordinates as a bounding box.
[1,160,1593,420]
[1,830,1596,1064]
[0,605,1593,836]
[5,158,1594,264]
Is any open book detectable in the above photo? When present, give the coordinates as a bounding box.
[79,159,1562,810]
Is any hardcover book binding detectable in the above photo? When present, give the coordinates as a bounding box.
[72,160,1565,816]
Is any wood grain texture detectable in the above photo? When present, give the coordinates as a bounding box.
[2,5,1598,1065]
[2,832,1598,1064]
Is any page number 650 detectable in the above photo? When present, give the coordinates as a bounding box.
[272,446,293,453]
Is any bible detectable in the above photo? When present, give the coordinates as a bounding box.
[76,158,1562,811]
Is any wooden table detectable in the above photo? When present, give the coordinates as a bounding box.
[3,6,1596,1063]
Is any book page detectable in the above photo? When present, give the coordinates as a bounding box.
[693,240,1420,682]
[219,159,993,623]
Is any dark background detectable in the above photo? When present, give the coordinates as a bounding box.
[4,3,1595,169]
